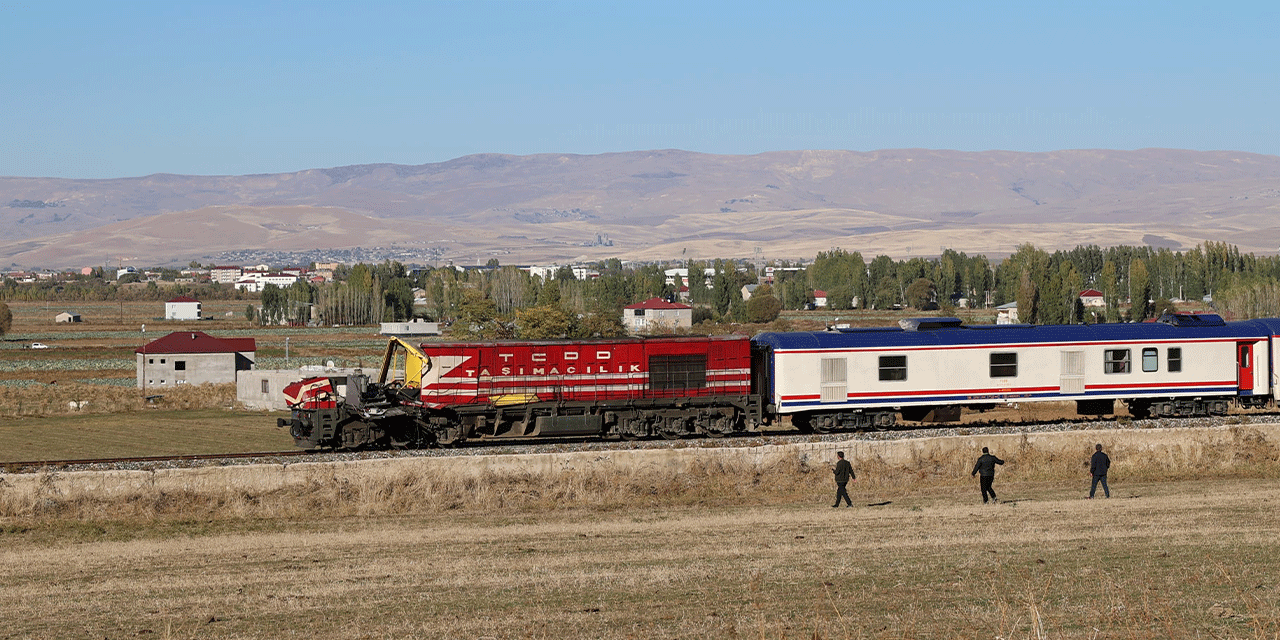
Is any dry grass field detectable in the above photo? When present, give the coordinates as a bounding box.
[0,478,1276,639]
[2,426,1279,639]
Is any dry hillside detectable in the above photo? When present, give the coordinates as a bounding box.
[3,148,1279,269]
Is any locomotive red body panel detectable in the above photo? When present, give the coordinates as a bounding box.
[416,335,753,409]
[282,377,338,410]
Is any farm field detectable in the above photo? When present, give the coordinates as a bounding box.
[0,409,292,462]
[0,300,394,392]
[0,477,1276,639]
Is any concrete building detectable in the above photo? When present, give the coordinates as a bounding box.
[237,365,365,411]
[380,319,442,337]
[996,302,1019,324]
[664,267,716,288]
[1079,289,1106,308]
[55,311,82,323]
[135,331,256,389]
[165,296,202,320]
[234,272,299,292]
[623,297,693,332]
[210,266,243,284]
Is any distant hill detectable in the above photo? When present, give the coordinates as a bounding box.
[3,148,1279,270]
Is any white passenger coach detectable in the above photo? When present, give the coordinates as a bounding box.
[753,314,1280,431]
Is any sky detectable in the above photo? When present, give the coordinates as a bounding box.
[2,0,1277,179]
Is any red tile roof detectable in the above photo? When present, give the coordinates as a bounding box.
[136,331,256,355]
[1079,289,1104,297]
[625,297,692,310]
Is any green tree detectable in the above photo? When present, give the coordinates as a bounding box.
[536,279,562,307]
[1150,296,1176,318]
[243,304,256,324]
[1099,260,1120,322]
[383,278,415,321]
[1017,267,1040,324]
[745,285,782,323]
[0,301,11,336]
[904,278,935,309]
[575,311,627,338]
[824,283,856,310]
[261,283,285,325]
[1129,259,1152,321]
[516,305,575,339]
[452,289,511,338]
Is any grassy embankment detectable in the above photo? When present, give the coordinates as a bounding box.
[1,453,1278,638]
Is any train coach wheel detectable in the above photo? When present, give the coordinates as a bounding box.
[812,415,835,434]
[1126,400,1152,420]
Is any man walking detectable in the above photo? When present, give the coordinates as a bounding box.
[832,451,854,507]
[1089,443,1111,498]
[971,446,1005,504]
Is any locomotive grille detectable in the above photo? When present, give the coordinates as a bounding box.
[649,354,707,393]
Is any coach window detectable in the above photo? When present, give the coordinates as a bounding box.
[1168,347,1182,372]
[1104,349,1130,374]
[1142,348,1158,372]
[879,355,907,381]
[990,352,1017,378]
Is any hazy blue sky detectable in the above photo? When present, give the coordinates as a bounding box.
[2,1,1276,179]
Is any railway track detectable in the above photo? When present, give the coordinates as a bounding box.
[4,410,1276,475]
[1,450,314,474]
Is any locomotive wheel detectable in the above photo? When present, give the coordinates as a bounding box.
[434,425,464,447]
[704,413,732,438]
[617,418,647,440]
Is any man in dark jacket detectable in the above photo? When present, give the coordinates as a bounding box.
[971,447,1005,504]
[832,451,854,507]
[1089,443,1111,498]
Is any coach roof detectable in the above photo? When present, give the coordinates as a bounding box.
[753,316,1275,351]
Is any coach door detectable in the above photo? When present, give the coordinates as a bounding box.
[1238,342,1255,394]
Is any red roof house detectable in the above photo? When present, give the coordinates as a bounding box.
[135,331,256,389]
[623,297,693,332]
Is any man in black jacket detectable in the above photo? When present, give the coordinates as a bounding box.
[971,447,1005,504]
[1089,443,1111,498]
[832,451,854,507]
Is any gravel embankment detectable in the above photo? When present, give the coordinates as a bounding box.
[9,413,1275,475]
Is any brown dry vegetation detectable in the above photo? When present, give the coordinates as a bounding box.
[0,381,238,418]
[0,429,1278,637]
[5,426,1279,522]
[1,474,1278,639]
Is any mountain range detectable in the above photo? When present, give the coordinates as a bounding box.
[3,148,1279,270]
